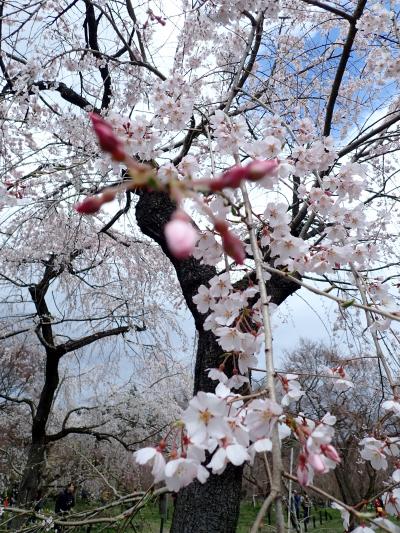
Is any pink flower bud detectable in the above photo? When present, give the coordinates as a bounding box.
[246,159,279,181]
[322,444,340,463]
[90,113,126,162]
[297,454,309,486]
[209,160,279,191]
[74,189,116,215]
[164,212,198,259]
[214,220,246,264]
[220,229,246,265]
[101,189,117,203]
[214,220,229,234]
[209,166,248,191]
[308,452,326,474]
[75,196,103,215]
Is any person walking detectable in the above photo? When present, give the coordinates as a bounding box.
[303,495,312,531]
[54,482,76,533]
[293,490,302,520]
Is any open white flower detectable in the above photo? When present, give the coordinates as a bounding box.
[208,441,250,474]
[165,458,209,491]
[209,273,232,298]
[215,326,243,352]
[182,391,230,445]
[193,285,215,314]
[227,373,249,390]
[360,441,387,470]
[207,367,228,384]
[246,399,282,441]
[133,447,166,483]
[281,378,304,406]
[383,488,400,516]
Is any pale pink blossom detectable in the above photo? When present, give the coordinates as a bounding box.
[207,442,250,474]
[182,391,229,445]
[360,438,388,470]
[165,215,198,259]
[133,447,166,483]
[164,458,209,491]
[207,367,228,384]
[383,488,400,516]
[193,285,215,314]
[215,326,243,352]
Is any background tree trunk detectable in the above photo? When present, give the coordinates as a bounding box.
[18,353,60,505]
[18,440,47,505]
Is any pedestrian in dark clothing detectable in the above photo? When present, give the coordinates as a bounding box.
[27,489,46,525]
[55,483,75,514]
[55,483,75,533]
[34,489,45,512]
[303,495,312,530]
[293,490,302,519]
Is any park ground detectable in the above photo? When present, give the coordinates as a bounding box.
[1,500,395,532]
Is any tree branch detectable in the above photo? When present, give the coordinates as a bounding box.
[323,0,367,137]
[57,325,129,355]
[0,393,35,418]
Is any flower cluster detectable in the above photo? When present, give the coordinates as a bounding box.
[295,413,340,486]
[134,383,339,491]
[327,366,354,392]
[360,437,400,471]
[193,273,262,373]
[151,77,195,131]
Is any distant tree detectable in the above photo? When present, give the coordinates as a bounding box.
[282,339,397,506]
[0,212,182,506]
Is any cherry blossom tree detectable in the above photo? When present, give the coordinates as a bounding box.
[0,210,186,510]
[281,340,397,508]
[1,0,400,531]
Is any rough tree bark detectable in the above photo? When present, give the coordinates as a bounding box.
[18,355,60,505]
[136,190,299,533]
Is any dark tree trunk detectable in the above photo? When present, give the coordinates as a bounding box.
[13,354,59,530]
[136,190,299,533]
[18,440,47,505]
[171,464,244,533]
[18,350,60,506]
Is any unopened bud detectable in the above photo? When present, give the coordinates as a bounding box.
[101,189,117,203]
[220,228,246,264]
[209,166,247,191]
[246,159,279,181]
[164,211,198,260]
[90,113,126,162]
[208,159,279,191]
[75,196,103,215]
[322,444,340,463]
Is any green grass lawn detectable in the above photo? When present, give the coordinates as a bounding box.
[132,502,398,532]
[2,499,394,532]
[128,501,345,532]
